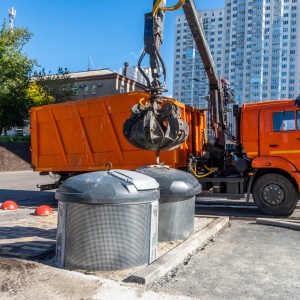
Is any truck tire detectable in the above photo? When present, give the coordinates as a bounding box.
[252,173,298,216]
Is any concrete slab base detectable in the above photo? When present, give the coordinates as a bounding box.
[127,216,229,285]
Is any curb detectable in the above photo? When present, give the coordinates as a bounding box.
[256,218,300,231]
[127,216,229,285]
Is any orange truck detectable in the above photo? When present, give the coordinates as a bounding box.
[30,92,300,216]
[30,90,205,177]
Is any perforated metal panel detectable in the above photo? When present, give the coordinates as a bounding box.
[158,195,195,242]
[64,202,152,271]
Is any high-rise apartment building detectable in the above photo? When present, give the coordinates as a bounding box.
[173,0,300,108]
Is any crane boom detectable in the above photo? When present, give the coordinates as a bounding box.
[182,0,235,149]
[123,0,234,162]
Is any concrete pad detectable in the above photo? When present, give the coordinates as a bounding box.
[127,217,229,285]
[256,218,300,231]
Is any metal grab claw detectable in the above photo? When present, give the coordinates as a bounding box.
[123,101,189,151]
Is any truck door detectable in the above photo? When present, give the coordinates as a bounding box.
[263,109,300,170]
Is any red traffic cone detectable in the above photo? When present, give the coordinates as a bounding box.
[1,200,18,210]
[34,205,53,216]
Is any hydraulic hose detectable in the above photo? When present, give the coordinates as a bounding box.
[190,164,215,178]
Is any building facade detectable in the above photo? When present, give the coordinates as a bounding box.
[173,0,300,108]
[118,64,153,87]
[69,69,147,101]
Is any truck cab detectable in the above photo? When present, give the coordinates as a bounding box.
[241,99,300,215]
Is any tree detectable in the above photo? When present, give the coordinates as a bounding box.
[26,82,54,107]
[34,70,74,104]
[0,20,37,135]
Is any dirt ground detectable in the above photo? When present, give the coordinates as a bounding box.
[0,257,103,300]
[0,142,31,172]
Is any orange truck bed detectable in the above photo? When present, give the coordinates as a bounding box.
[30,91,206,173]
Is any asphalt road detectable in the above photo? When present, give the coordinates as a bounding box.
[0,171,57,223]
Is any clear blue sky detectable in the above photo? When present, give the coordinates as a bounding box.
[0,0,225,95]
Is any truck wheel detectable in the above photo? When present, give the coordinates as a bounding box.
[252,173,298,216]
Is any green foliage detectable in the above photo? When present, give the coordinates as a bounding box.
[33,71,74,104]
[0,20,38,135]
[0,135,30,143]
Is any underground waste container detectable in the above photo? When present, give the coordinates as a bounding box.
[54,170,159,271]
[137,166,202,242]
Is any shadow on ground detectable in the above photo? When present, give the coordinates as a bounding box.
[0,189,56,207]
[195,199,273,219]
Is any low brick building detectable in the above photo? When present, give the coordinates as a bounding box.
[69,69,147,100]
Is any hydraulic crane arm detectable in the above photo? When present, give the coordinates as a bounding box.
[123,0,234,163]
[182,0,233,149]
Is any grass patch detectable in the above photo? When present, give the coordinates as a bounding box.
[0,136,31,143]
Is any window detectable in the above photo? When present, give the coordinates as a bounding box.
[72,86,78,96]
[91,84,97,95]
[273,111,295,132]
[84,85,89,96]
[297,111,300,130]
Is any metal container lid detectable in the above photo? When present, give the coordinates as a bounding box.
[136,166,202,197]
[56,170,159,205]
